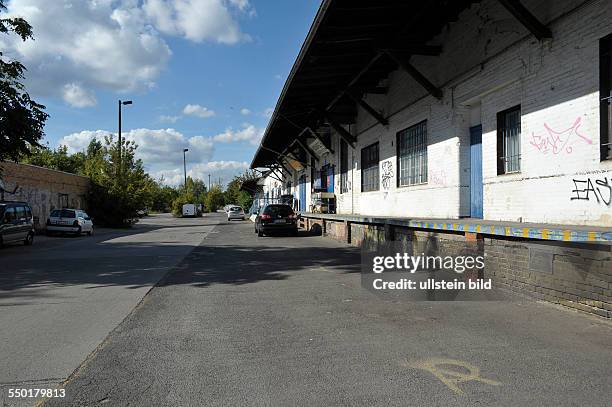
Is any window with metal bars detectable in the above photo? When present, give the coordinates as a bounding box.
[340,140,349,193]
[497,106,521,174]
[397,120,428,186]
[600,33,612,161]
[361,142,379,192]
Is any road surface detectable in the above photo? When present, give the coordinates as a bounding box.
[34,212,612,407]
[0,214,217,407]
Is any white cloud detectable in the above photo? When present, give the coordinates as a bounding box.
[1,0,253,107]
[263,107,274,118]
[59,128,214,169]
[240,108,251,115]
[183,104,216,118]
[212,124,263,145]
[159,115,181,123]
[61,83,97,108]
[143,0,252,44]
[1,0,171,106]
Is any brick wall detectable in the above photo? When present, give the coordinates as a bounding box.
[302,216,612,318]
[1,162,90,231]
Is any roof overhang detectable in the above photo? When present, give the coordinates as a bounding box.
[250,0,484,169]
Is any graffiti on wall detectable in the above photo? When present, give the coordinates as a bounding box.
[429,169,448,187]
[529,117,592,155]
[381,160,394,190]
[571,176,611,205]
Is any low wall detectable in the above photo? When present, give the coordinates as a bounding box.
[300,215,612,318]
[1,162,90,231]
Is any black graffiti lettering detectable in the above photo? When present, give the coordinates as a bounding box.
[595,177,611,206]
[571,176,611,206]
[571,179,596,201]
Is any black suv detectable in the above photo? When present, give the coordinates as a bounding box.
[255,204,298,237]
[0,201,35,247]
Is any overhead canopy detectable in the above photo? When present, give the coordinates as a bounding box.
[251,0,483,168]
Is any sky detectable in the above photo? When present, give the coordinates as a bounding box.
[1,0,321,186]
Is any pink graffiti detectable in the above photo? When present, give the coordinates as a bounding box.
[529,117,592,155]
[430,170,447,186]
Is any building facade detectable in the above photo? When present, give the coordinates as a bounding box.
[1,162,90,230]
[257,0,612,227]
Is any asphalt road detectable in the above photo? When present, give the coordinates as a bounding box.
[0,214,218,407]
[35,212,612,407]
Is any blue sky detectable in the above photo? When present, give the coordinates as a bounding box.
[2,0,320,185]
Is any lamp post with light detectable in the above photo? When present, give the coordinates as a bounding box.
[183,148,189,187]
[118,99,133,176]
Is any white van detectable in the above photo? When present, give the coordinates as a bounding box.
[182,204,196,217]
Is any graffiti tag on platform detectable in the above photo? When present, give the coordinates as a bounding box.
[571,176,611,205]
[405,358,501,395]
[529,117,592,155]
[381,160,394,190]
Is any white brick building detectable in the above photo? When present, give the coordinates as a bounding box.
[255,0,612,227]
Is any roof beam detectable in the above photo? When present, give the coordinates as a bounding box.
[293,136,320,162]
[320,109,356,147]
[306,127,335,155]
[346,89,388,126]
[497,0,552,40]
[326,51,384,111]
[383,50,442,99]
[274,159,291,176]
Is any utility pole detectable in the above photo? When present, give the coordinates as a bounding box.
[208,174,211,191]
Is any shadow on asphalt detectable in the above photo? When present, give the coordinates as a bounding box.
[0,218,360,299]
[158,241,361,288]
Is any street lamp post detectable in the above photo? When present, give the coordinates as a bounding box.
[208,174,211,191]
[183,148,189,187]
[118,100,133,176]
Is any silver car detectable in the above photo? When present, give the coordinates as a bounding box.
[227,206,245,221]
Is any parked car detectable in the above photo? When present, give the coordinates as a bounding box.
[46,209,94,236]
[255,204,298,237]
[227,206,245,221]
[0,201,35,247]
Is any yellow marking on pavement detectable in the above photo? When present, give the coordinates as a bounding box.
[406,358,501,395]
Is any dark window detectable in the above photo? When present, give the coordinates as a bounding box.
[361,142,379,192]
[264,205,294,217]
[15,206,25,219]
[497,105,521,174]
[397,120,428,186]
[50,209,76,218]
[4,207,16,222]
[25,207,32,219]
[601,33,612,160]
[340,139,349,193]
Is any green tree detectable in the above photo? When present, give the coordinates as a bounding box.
[0,1,48,170]
[204,185,224,213]
[85,136,156,226]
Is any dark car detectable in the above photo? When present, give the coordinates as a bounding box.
[0,201,35,247]
[255,204,298,237]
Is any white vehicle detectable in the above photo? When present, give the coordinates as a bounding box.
[227,206,245,221]
[182,204,196,217]
[46,209,94,236]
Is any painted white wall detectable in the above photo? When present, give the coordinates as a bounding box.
[274,0,612,226]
